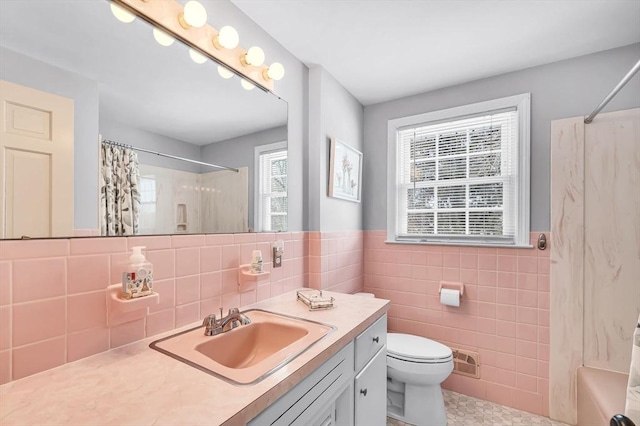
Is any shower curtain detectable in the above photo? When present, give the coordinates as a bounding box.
[99,141,141,236]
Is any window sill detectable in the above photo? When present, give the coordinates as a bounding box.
[384,239,534,249]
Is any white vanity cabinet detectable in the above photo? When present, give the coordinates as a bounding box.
[353,315,387,426]
[248,314,388,426]
[247,342,355,426]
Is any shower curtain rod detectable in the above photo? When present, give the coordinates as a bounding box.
[102,140,239,173]
[584,58,640,124]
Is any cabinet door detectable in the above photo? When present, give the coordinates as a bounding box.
[354,347,387,426]
[248,343,354,426]
[309,402,335,426]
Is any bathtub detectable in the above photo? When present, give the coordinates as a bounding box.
[577,366,630,425]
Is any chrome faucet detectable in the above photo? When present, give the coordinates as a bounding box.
[202,313,220,336]
[202,307,251,336]
[219,307,251,331]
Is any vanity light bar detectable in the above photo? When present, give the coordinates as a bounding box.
[110,0,281,92]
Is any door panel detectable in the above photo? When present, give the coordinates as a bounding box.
[5,101,52,140]
[0,80,74,238]
[5,149,52,238]
[354,347,387,426]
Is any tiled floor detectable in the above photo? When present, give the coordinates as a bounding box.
[386,390,567,426]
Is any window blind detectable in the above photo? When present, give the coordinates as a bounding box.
[396,109,518,243]
[259,150,287,232]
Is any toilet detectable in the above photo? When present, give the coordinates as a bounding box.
[354,293,454,426]
[386,333,453,426]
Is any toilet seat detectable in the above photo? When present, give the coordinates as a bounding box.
[387,333,453,364]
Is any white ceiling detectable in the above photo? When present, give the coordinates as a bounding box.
[232,0,640,106]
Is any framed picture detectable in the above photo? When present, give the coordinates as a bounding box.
[328,138,362,202]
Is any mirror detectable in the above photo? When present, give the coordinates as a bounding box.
[0,0,288,239]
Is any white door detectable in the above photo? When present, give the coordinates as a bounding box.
[0,80,74,238]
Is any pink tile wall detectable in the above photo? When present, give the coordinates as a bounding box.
[0,227,548,418]
[0,232,307,384]
[308,231,364,294]
[363,231,551,417]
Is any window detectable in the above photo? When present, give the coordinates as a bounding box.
[255,142,288,232]
[138,175,157,233]
[387,94,530,246]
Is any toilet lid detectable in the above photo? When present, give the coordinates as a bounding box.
[387,333,452,361]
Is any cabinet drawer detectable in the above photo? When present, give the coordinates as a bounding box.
[354,314,386,372]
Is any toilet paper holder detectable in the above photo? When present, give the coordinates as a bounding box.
[438,281,464,296]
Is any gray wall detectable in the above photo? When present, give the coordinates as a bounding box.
[99,115,202,174]
[307,66,364,231]
[5,6,636,236]
[363,43,640,232]
[0,47,99,230]
[201,126,287,228]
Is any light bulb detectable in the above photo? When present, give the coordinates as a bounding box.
[189,48,207,64]
[213,26,239,50]
[243,46,265,67]
[217,65,234,79]
[265,62,285,80]
[110,3,135,23]
[179,0,207,29]
[240,79,255,90]
[153,28,175,46]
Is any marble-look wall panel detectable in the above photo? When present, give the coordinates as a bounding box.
[549,116,585,425]
[199,168,248,233]
[550,108,640,425]
[583,108,640,373]
[138,164,200,235]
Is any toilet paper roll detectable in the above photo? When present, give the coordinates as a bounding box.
[440,288,461,307]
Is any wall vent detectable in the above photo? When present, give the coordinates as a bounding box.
[451,348,480,379]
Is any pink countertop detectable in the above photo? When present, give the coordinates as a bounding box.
[0,290,389,426]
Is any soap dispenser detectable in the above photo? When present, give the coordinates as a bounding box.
[251,250,263,274]
[122,246,154,299]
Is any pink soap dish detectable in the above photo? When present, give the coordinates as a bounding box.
[106,284,159,326]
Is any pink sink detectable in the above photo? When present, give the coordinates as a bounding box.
[150,309,335,385]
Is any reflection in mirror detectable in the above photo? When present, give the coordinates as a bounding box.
[0,0,288,239]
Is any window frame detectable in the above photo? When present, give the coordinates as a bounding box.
[386,93,531,247]
[254,141,287,232]
[137,175,157,234]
